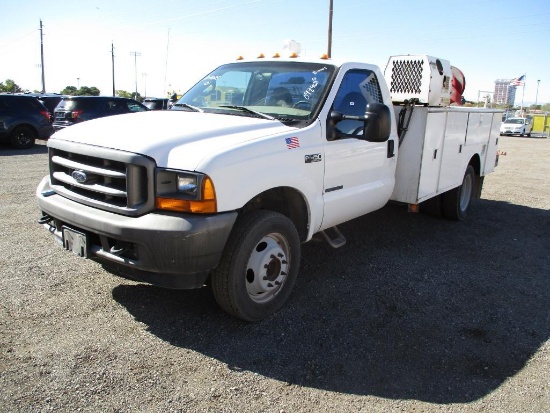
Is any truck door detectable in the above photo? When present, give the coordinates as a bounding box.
[321,69,396,229]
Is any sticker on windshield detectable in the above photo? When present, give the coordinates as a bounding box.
[303,67,327,100]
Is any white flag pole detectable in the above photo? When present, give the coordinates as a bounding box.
[520,74,526,113]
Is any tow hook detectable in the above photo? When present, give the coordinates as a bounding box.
[37,213,53,225]
[110,243,130,256]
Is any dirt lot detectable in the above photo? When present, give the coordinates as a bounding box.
[1,135,548,413]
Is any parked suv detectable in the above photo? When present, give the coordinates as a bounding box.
[38,94,65,119]
[0,94,55,149]
[53,96,148,130]
[143,98,169,110]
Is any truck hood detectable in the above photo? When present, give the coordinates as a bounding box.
[50,110,294,169]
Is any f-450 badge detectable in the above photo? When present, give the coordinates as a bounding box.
[305,154,322,163]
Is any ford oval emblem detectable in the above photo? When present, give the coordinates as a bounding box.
[72,170,88,183]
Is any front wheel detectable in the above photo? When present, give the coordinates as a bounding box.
[442,165,475,221]
[211,210,301,321]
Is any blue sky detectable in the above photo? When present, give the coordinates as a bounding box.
[1,0,549,105]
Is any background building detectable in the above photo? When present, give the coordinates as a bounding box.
[494,79,517,106]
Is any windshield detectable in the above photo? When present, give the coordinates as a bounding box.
[504,118,525,124]
[174,61,335,122]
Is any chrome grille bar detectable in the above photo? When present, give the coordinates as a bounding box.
[47,139,156,216]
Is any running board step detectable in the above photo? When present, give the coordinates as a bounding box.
[320,226,346,248]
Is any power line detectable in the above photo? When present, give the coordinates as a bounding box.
[0,29,36,49]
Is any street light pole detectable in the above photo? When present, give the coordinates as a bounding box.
[130,51,141,99]
[535,80,541,107]
[142,73,147,98]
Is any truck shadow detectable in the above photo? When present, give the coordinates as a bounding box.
[112,200,550,404]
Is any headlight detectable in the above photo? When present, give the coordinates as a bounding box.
[155,169,217,213]
[177,175,198,194]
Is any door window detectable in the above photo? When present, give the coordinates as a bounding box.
[331,70,383,136]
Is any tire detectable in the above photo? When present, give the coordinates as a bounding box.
[211,210,301,322]
[442,165,475,221]
[10,125,36,149]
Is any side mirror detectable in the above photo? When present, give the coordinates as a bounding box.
[362,103,391,142]
[328,103,391,142]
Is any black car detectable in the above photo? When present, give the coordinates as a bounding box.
[143,98,170,110]
[52,96,149,130]
[0,94,55,149]
[38,94,65,119]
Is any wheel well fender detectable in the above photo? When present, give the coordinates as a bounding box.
[241,187,309,242]
[468,154,482,199]
[10,123,38,136]
[468,154,480,175]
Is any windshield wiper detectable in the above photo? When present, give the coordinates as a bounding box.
[219,105,275,120]
[173,103,204,112]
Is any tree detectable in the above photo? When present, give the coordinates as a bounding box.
[116,90,142,101]
[61,86,78,95]
[60,85,100,96]
[541,103,550,112]
[0,79,23,93]
[77,86,100,96]
[116,90,132,98]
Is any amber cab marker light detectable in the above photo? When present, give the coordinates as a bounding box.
[257,53,265,58]
[272,52,280,58]
[236,55,244,60]
[289,52,298,58]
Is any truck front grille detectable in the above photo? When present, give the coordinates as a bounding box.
[48,140,156,216]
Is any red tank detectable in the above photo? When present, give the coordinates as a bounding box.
[451,66,466,105]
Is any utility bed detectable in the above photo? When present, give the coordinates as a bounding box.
[391,106,501,204]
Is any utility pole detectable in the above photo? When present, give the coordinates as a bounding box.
[130,51,141,99]
[39,19,46,93]
[535,79,540,107]
[111,42,116,96]
[327,0,333,58]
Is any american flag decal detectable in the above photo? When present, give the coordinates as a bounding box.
[285,137,300,149]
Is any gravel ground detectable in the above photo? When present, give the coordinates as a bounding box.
[0,135,548,412]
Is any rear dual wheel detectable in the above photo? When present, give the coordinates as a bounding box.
[442,165,475,221]
[211,210,300,322]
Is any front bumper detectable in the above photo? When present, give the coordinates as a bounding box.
[36,176,238,289]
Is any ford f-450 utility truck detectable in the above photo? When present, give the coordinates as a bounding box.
[37,54,501,321]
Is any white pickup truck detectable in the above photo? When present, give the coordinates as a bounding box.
[37,54,501,321]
